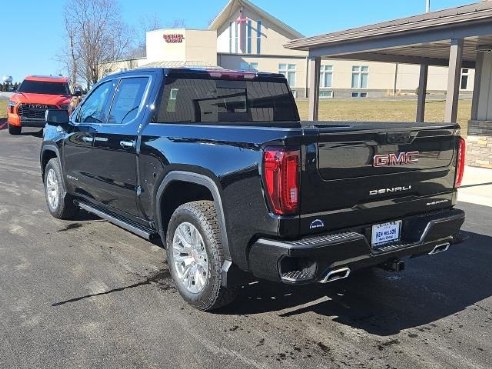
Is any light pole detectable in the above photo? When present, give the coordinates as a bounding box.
[426,0,431,13]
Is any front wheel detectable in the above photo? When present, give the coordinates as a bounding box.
[8,124,21,135]
[166,201,238,311]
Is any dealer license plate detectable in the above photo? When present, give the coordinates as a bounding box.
[371,221,402,247]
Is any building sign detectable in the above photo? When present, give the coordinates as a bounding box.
[163,34,184,43]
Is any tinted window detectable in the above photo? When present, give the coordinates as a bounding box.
[78,81,113,123]
[108,77,148,124]
[155,77,299,123]
[18,80,70,95]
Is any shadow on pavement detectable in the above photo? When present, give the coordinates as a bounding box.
[63,210,165,247]
[0,122,43,137]
[461,181,492,189]
[20,128,43,138]
[220,231,492,336]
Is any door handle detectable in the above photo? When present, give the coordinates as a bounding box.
[81,136,93,143]
[120,140,135,149]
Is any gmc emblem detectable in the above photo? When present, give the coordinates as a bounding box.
[373,151,419,167]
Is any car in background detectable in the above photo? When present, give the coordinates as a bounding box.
[7,76,75,135]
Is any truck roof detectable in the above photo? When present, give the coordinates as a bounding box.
[24,75,69,83]
[106,67,286,81]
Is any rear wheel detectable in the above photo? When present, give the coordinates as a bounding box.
[8,124,21,135]
[166,201,238,311]
[44,158,78,220]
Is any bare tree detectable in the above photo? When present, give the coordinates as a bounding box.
[125,16,186,59]
[66,18,79,89]
[62,0,132,88]
[127,14,163,59]
[168,19,186,28]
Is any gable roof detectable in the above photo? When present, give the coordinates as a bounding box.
[209,0,304,39]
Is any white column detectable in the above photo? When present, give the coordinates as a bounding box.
[471,51,484,121]
[445,39,464,123]
[416,63,428,122]
[475,52,492,121]
[308,56,321,121]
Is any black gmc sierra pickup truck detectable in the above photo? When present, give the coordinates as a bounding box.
[41,67,466,310]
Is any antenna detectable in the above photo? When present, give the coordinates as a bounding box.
[426,0,431,13]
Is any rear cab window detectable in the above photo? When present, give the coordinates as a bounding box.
[155,74,299,123]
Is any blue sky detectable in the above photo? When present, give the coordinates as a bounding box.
[1,0,474,82]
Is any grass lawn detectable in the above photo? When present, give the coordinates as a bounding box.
[0,100,7,119]
[296,99,472,136]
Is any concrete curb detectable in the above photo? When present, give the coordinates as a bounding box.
[458,165,492,207]
[458,194,492,207]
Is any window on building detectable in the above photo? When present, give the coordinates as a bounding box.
[461,68,469,90]
[351,92,368,98]
[247,20,252,54]
[320,90,333,99]
[279,64,296,87]
[229,22,233,53]
[320,65,333,88]
[257,20,262,54]
[240,62,258,71]
[351,66,368,89]
[234,22,239,53]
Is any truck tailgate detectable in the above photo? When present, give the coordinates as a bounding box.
[300,122,460,235]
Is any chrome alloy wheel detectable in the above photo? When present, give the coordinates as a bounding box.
[46,168,59,210]
[172,222,209,294]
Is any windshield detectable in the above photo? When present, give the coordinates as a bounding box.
[18,80,70,95]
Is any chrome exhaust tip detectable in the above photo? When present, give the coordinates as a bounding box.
[320,267,351,283]
[428,242,450,255]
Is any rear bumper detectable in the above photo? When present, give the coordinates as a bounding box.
[248,208,465,284]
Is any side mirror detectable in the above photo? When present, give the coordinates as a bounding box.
[45,109,69,126]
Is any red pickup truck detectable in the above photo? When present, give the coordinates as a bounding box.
[7,76,73,135]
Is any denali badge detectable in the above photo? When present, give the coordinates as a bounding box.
[373,151,419,167]
[369,185,412,196]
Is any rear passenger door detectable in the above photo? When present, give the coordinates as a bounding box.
[89,76,151,221]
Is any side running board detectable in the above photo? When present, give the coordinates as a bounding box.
[76,201,154,240]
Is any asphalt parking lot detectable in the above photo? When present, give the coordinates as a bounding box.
[0,127,491,369]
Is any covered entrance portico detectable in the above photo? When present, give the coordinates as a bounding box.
[287,2,492,168]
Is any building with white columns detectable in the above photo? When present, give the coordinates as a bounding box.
[102,0,475,100]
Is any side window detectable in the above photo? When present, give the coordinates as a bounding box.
[108,77,149,124]
[77,81,113,123]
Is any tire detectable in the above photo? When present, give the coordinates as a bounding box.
[166,201,238,311]
[44,158,78,220]
[8,124,21,135]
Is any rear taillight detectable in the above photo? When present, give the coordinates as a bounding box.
[263,148,300,215]
[455,137,466,188]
